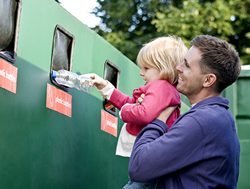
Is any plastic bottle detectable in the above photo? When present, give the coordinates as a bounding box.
[51,70,91,91]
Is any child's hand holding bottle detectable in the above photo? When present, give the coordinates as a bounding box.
[88,73,109,90]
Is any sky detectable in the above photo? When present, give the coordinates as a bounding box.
[59,0,100,27]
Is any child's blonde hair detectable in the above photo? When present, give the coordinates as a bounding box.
[137,36,188,84]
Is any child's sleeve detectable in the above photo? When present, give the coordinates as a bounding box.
[99,81,115,100]
[108,88,137,110]
[98,81,136,110]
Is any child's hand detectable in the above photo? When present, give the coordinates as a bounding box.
[157,106,176,123]
[137,94,145,104]
[88,73,108,90]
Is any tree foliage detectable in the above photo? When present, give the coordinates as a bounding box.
[92,0,250,64]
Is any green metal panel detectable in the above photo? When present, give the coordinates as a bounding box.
[0,58,129,188]
[224,67,250,189]
[238,141,250,189]
[237,70,250,189]
[1,0,138,188]
[237,77,250,117]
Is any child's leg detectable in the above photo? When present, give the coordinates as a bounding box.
[116,124,136,157]
[122,180,156,189]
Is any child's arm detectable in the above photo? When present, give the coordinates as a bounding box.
[108,88,137,109]
[89,73,136,109]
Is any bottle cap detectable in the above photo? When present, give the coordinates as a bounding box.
[51,70,58,79]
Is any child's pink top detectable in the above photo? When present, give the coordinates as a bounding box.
[109,80,180,136]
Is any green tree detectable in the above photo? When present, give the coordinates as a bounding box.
[153,0,250,64]
[93,0,250,64]
[93,0,170,62]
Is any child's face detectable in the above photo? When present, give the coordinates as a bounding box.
[139,66,161,84]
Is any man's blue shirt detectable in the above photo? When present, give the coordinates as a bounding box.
[129,96,240,189]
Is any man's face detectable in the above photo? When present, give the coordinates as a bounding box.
[176,46,206,99]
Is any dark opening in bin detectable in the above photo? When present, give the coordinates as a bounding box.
[103,60,120,115]
[0,0,21,63]
[50,25,74,90]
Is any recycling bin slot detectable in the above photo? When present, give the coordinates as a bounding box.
[103,60,120,115]
[0,0,21,63]
[50,25,74,90]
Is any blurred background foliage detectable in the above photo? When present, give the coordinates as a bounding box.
[92,0,250,65]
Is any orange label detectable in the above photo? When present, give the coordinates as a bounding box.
[0,58,18,93]
[46,84,72,117]
[101,110,118,137]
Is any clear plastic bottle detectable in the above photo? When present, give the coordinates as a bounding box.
[51,70,91,92]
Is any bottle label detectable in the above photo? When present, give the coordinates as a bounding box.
[46,84,72,117]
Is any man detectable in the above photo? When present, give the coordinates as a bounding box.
[128,35,241,189]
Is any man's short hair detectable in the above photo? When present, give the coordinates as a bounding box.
[191,35,241,92]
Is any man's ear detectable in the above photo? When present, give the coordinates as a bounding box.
[203,74,217,88]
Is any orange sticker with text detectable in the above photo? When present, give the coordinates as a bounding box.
[46,83,72,117]
[0,58,18,93]
[101,110,118,137]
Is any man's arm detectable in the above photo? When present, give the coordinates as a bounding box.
[128,115,204,182]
